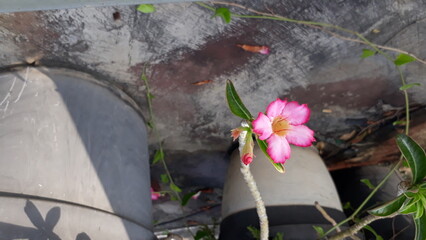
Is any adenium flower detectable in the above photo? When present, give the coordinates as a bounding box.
[252,99,315,163]
[151,187,161,200]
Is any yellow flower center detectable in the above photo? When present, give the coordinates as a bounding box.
[272,116,291,136]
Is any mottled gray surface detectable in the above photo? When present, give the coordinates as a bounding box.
[1,0,426,231]
[1,1,425,154]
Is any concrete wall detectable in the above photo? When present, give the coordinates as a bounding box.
[1,0,426,175]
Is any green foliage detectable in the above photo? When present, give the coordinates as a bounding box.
[170,195,178,201]
[195,225,216,240]
[181,191,198,206]
[214,7,231,23]
[393,120,407,126]
[255,137,285,173]
[147,121,154,129]
[313,225,325,237]
[363,225,383,240]
[414,210,426,240]
[170,182,182,193]
[368,194,407,216]
[360,49,376,58]
[396,134,426,184]
[160,174,169,183]
[247,226,260,240]
[225,80,253,120]
[273,232,284,240]
[137,4,156,13]
[400,83,421,91]
[152,149,164,164]
[148,92,155,99]
[394,53,416,66]
[343,201,353,210]
[400,197,418,214]
[360,178,376,190]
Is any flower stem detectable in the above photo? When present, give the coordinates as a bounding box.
[328,213,397,240]
[238,128,269,240]
[240,163,269,240]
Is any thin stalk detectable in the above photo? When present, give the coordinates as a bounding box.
[141,66,182,202]
[323,160,401,236]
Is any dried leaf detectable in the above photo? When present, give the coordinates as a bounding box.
[192,80,212,85]
[339,130,357,141]
[236,44,270,54]
[322,109,333,113]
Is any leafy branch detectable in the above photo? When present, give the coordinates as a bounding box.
[141,65,182,202]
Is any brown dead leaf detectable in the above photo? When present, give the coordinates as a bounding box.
[315,141,326,154]
[192,80,212,85]
[322,109,333,113]
[339,130,357,141]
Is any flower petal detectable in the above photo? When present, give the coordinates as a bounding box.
[266,98,287,118]
[266,134,291,163]
[252,112,273,140]
[286,125,315,147]
[281,101,310,125]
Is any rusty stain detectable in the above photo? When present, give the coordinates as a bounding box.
[0,12,58,58]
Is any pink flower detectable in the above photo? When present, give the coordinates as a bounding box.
[151,187,161,200]
[252,99,315,163]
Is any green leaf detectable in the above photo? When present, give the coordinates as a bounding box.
[181,191,198,206]
[313,225,325,237]
[400,83,421,91]
[273,232,284,240]
[414,211,426,240]
[393,120,407,126]
[369,194,407,216]
[137,4,155,13]
[247,226,260,240]
[343,202,353,210]
[152,149,164,164]
[256,137,285,173]
[360,49,376,59]
[400,198,418,214]
[170,195,178,201]
[194,230,209,240]
[170,182,182,193]
[148,92,155,99]
[394,53,416,66]
[147,121,154,129]
[160,174,169,184]
[363,225,384,240]
[214,7,231,24]
[396,134,426,184]
[225,80,253,120]
[360,178,376,190]
[415,202,424,219]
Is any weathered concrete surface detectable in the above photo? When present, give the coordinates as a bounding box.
[1,1,426,178]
